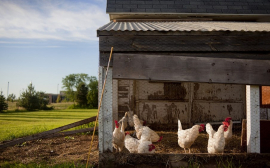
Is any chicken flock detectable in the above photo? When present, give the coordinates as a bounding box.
[113,112,233,154]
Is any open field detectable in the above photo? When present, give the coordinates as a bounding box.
[0,109,98,142]
[7,102,75,111]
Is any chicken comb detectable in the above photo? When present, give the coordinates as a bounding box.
[152,144,156,149]
[225,117,232,122]
[200,124,205,130]
[148,144,156,150]
[222,121,229,127]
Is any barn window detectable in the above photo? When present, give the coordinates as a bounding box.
[260,86,270,108]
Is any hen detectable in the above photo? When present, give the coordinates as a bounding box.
[133,115,161,142]
[126,110,145,127]
[177,119,205,153]
[138,141,156,154]
[124,132,156,154]
[112,120,125,152]
[206,122,228,153]
[224,117,233,142]
[119,112,128,131]
[124,132,140,153]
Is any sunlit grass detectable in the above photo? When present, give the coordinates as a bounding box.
[0,109,97,141]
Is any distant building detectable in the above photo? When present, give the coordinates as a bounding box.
[45,91,66,104]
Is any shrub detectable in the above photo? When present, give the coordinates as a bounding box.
[0,91,8,112]
[18,83,51,111]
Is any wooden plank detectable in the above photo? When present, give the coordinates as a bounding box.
[99,35,270,52]
[0,116,96,150]
[100,52,270,67]
[98,67,113,153]
[100,52,113,67]
[112,53,270,85]
[98,66,104,153]
[241,119,247,149]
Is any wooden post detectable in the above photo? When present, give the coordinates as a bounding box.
[112,79,118,127]
[98,66,113,153]
[246,85,260,153]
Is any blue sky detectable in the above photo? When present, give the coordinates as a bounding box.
[0,0,109,98]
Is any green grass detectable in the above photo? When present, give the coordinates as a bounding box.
[0,109,98,141]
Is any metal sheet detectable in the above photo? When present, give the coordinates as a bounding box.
[98,21,270,32]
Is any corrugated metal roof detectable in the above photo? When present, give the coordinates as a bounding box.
[98,21,270,32]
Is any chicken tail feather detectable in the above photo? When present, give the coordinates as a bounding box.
[178,119,182,131]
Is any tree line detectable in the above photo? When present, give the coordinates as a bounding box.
[0,73,98,112]
[62,73,98,108]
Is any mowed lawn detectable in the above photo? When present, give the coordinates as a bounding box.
[0,109,98,142]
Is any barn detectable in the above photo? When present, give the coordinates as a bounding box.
[96,0,270,167]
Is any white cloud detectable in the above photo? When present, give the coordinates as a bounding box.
[0,0,109,41]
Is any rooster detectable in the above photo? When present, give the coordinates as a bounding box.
[177,119,205,153]
[119,112,128,131]
[224,117,233,142]
[124,132,156,153]
[112,120,125,152]
[133,115,161,142]
[206,122,228,153]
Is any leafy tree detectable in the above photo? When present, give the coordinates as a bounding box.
[56,94,61,103]
[7,94,16,102]
[18,83,50,111]
[0,91,8,112]
[87,76,98,108]
[76,82,88,107]
[62,73,90,102]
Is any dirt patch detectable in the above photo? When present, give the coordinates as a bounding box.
[0,135,99,167]
[0,130,244,167]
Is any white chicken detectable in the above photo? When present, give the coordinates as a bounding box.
[133,115,161,142]
[124,132,156,154]
[177,119,205,153]
[138,141,156,154]
[124,132,140,153]
[140,126,162,143]
[206,122,228,154]
[119,112,128,131]
[112,120,125,152]
[224,117,233,142]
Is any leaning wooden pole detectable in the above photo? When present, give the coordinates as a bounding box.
[86,47,113,168]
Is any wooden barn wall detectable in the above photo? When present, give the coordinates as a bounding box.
[260,108,270,120]
[117,80,246,126]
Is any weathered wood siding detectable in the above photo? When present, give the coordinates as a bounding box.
[260,108,270,120]
[100,35,270,52]
[117,80,246,126]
